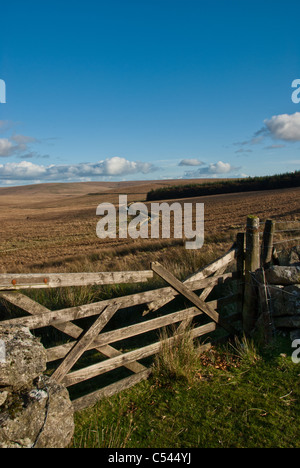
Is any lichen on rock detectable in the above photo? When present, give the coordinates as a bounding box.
[0,325,74,448]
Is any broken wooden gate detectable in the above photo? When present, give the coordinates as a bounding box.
[0,244,242,412]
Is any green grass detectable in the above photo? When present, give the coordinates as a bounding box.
[71,335,300,448]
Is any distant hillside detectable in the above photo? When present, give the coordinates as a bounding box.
[146,171,300,201]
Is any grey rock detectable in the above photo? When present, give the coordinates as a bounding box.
[288,246,300,266]
[278,246,300,266]
[274,316,300,328]
[270,284,300,317]
[0,378,74,448]
[264,265,300,285]
[0,325,47,389]
[0,326,74,448]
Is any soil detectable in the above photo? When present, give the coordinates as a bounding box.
[0,180,299,272]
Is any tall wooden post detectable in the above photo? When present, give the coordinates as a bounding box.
[261,219,275,268]
[243,216,260,335]
[236,232,245,318]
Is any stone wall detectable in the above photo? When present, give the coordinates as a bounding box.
[0,325,74,448]
[255,248,300,340]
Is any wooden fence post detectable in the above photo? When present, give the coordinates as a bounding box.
[236,232,245,317]
[261,219,275,268]
[242,216,260,335]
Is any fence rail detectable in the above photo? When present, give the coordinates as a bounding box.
[0,270,154,290]
[0,242,241,412]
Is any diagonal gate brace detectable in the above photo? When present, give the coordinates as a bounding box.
[50,303,120,384]
[151,262,237,336]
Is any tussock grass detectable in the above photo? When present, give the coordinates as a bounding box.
[152,325,206,385]
[229,335,262,366]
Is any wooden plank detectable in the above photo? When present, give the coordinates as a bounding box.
[146,246,237,313]
[0,291,146,374]
[151,262,237,336]
[185,246,237,282]
[0,290,51,314]
[47,292,240,362]
[198,265,228,302]
[261,220,275,268]
[73,369,152,412]
[96,345,146,374]
[73,336,210,411]
[177,266,227,333]
[0,296,103,329]
[46,305,204,362]
[0,274,233,330]
[62,323,216,387]
[243,216,260,335]
[50,303,120,383]
[0,290,101,339]
[0,270,153,290]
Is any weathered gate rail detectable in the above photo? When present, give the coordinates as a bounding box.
[0,242,242,412]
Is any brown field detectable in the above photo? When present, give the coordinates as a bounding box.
[0,179,299,273]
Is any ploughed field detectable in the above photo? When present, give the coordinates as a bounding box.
[0,179,299,272]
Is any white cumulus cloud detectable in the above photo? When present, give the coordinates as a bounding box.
[0,157,157,184]
[205,161,234,174]
[0,161,46,178]
[99,157,154,176]
[184,160,240,178]
[264,112,300,142]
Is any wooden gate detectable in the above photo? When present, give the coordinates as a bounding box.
[0,244,242,412]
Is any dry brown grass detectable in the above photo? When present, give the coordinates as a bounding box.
[0,180,298,273]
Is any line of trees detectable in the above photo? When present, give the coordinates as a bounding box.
[146,171,300,201]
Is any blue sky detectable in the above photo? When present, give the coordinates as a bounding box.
[0,0,300,185]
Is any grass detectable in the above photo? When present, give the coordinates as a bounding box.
[152,325,208,386]
[71,333,300,448]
